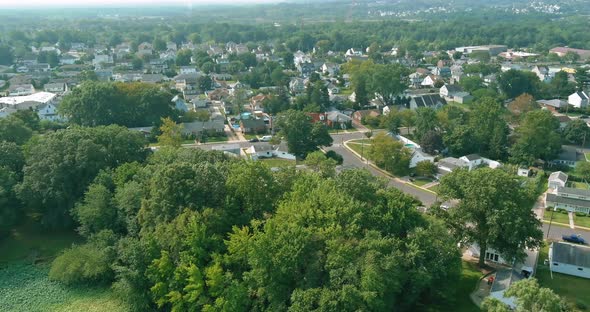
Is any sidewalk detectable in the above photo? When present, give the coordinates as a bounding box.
[568,212,575,229]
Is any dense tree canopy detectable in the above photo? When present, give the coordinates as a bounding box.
[438,168,543,267]
[59,81,177,127]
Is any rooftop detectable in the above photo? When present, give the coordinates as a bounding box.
[0,92,57,106]
[551,242,590,268]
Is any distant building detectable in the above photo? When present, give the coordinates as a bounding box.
[454,45,507,56]
[550,47,590,60]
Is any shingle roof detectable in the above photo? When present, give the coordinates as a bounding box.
[463,154,481,161]
[549,171,568,183]
[557,186,590,197]
[412,94,447,108]
[552,242,590,268]
[546,193,590,208]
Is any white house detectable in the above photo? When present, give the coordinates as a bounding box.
[421,75,436,88]
[9,84,35,96]
[37,103,64,122]
[179,66,198,75]
[409,149,435,168]
[0,92,57,110]
[549,242,590,279]
[437,154,501,175]
[568,91,589,108]
[44,82,68,94]
[546,186,590,215]
[517,168,531,177]
[467,244,510,265]
[548,171,568,189]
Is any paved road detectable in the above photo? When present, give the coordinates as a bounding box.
[543,223,590,242]
[327,132,438,207]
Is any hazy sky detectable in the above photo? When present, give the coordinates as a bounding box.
[0,0,278,8]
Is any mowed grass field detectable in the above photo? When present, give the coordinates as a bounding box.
[0,225,129,312]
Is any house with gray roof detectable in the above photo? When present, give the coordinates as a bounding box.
[546,185,590,215]
[550,145,579,167]
[409,94,447,110]
[548,171,568,189]
[549,242,590,279]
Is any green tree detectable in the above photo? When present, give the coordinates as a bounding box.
[354,74,369,107]
[469,98,509,159]
[369,64,409,106]
[415,160,436,177]
[73,183,120,237]
[562,51,580,64]
[152,38,166,52]
[197,75,213,92]
[415,107,440,142]
[304,151,337,178]
[157,117,183,148]
[17,126,147,228]
[0,167,21,235]
[277,110,332,159]
[563,119,590,145]
[498,69,541,99]
[176,49,192,66]
[0,44,14,65]
[439,168,543,267]
[482,278,570,312]
[369,132,412,176]
[510,110,562,165]
[575,161,590,181]
[420,130,444,154]
[0,116,33,145]
[507,94,538,122]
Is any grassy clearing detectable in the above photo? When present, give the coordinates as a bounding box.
[448,101,472,111]
[260,158,295,167]
[536,243,590,310]
[571,181,590,190]
[0,225,82,264]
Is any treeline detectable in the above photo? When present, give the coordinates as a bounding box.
[2,11,590,67]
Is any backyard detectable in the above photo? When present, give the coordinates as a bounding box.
[436,261,482,312]
[0,225,127,312]
[260,158,296,168]
[536,243,590,310]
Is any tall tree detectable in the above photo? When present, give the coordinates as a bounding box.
[414,107,440,142]
[157,118,183,148]
[563,118,590,145]
[369,132,412,176]
[509,110,562,165]
[277,110,332,159]
[498,69,541,99]
[439,168,543,267]
[369,64,409,106]
[0,116,33,145]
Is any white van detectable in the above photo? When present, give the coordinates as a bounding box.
[260,135,273,142]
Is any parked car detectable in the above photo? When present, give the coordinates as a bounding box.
[562,234,586,244]
[248,138,259,142]
[260,135,273,142]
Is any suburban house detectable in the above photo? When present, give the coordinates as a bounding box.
[549,242,590,279]
[0,92,58,111]
[181,120,224,137]
[409,149,435,168]
[550,145,578,167]
[538,99,567,112]
[439,84,472,103]
[243,142,296,161]
[409,72,424,88]
[250,94,270,112]
[289,78,307,95]
[137,42,153,57]
[437,154,501,174]
[548,171,568,189]
[532,65,551,82]
[179,66,198,75]
[43,82,68,94]
[36,102,63,122]
[467,244,510,265]
[420,75,437,88]
[409,94,447,110]
[296,62,315,77]
[321,63,340,76]
[171,95,189,112]
[211,144,241,156]
[352,109,380,123]
[568,91,589,108]
[546,186,590,215]
[9,84,35,96]
[240,118,267,134]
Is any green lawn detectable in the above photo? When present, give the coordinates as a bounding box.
[543,210,590,228]
[585,153,590,162]
[437,261,482,312]
[411,178,434,187]
[448,101,472,111]
[0,225,127,312]
[260,158,296,167]
[205,135,229,143]
[346,142,370,159]
[571,181,590,190]
[543,210,571,226]
[537,243,590,310]
[244,134,259,140]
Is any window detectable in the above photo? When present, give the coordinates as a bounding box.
[578,268,584,271]
[494,254,499,262]
[553,263,559,266]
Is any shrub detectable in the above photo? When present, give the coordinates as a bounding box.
[576,299,587,311]
[49,243,113,285]
[575,212,588,217]
[325,150,344,165]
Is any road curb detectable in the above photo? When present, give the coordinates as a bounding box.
[343,140,438,195]
[542,219,590,231]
